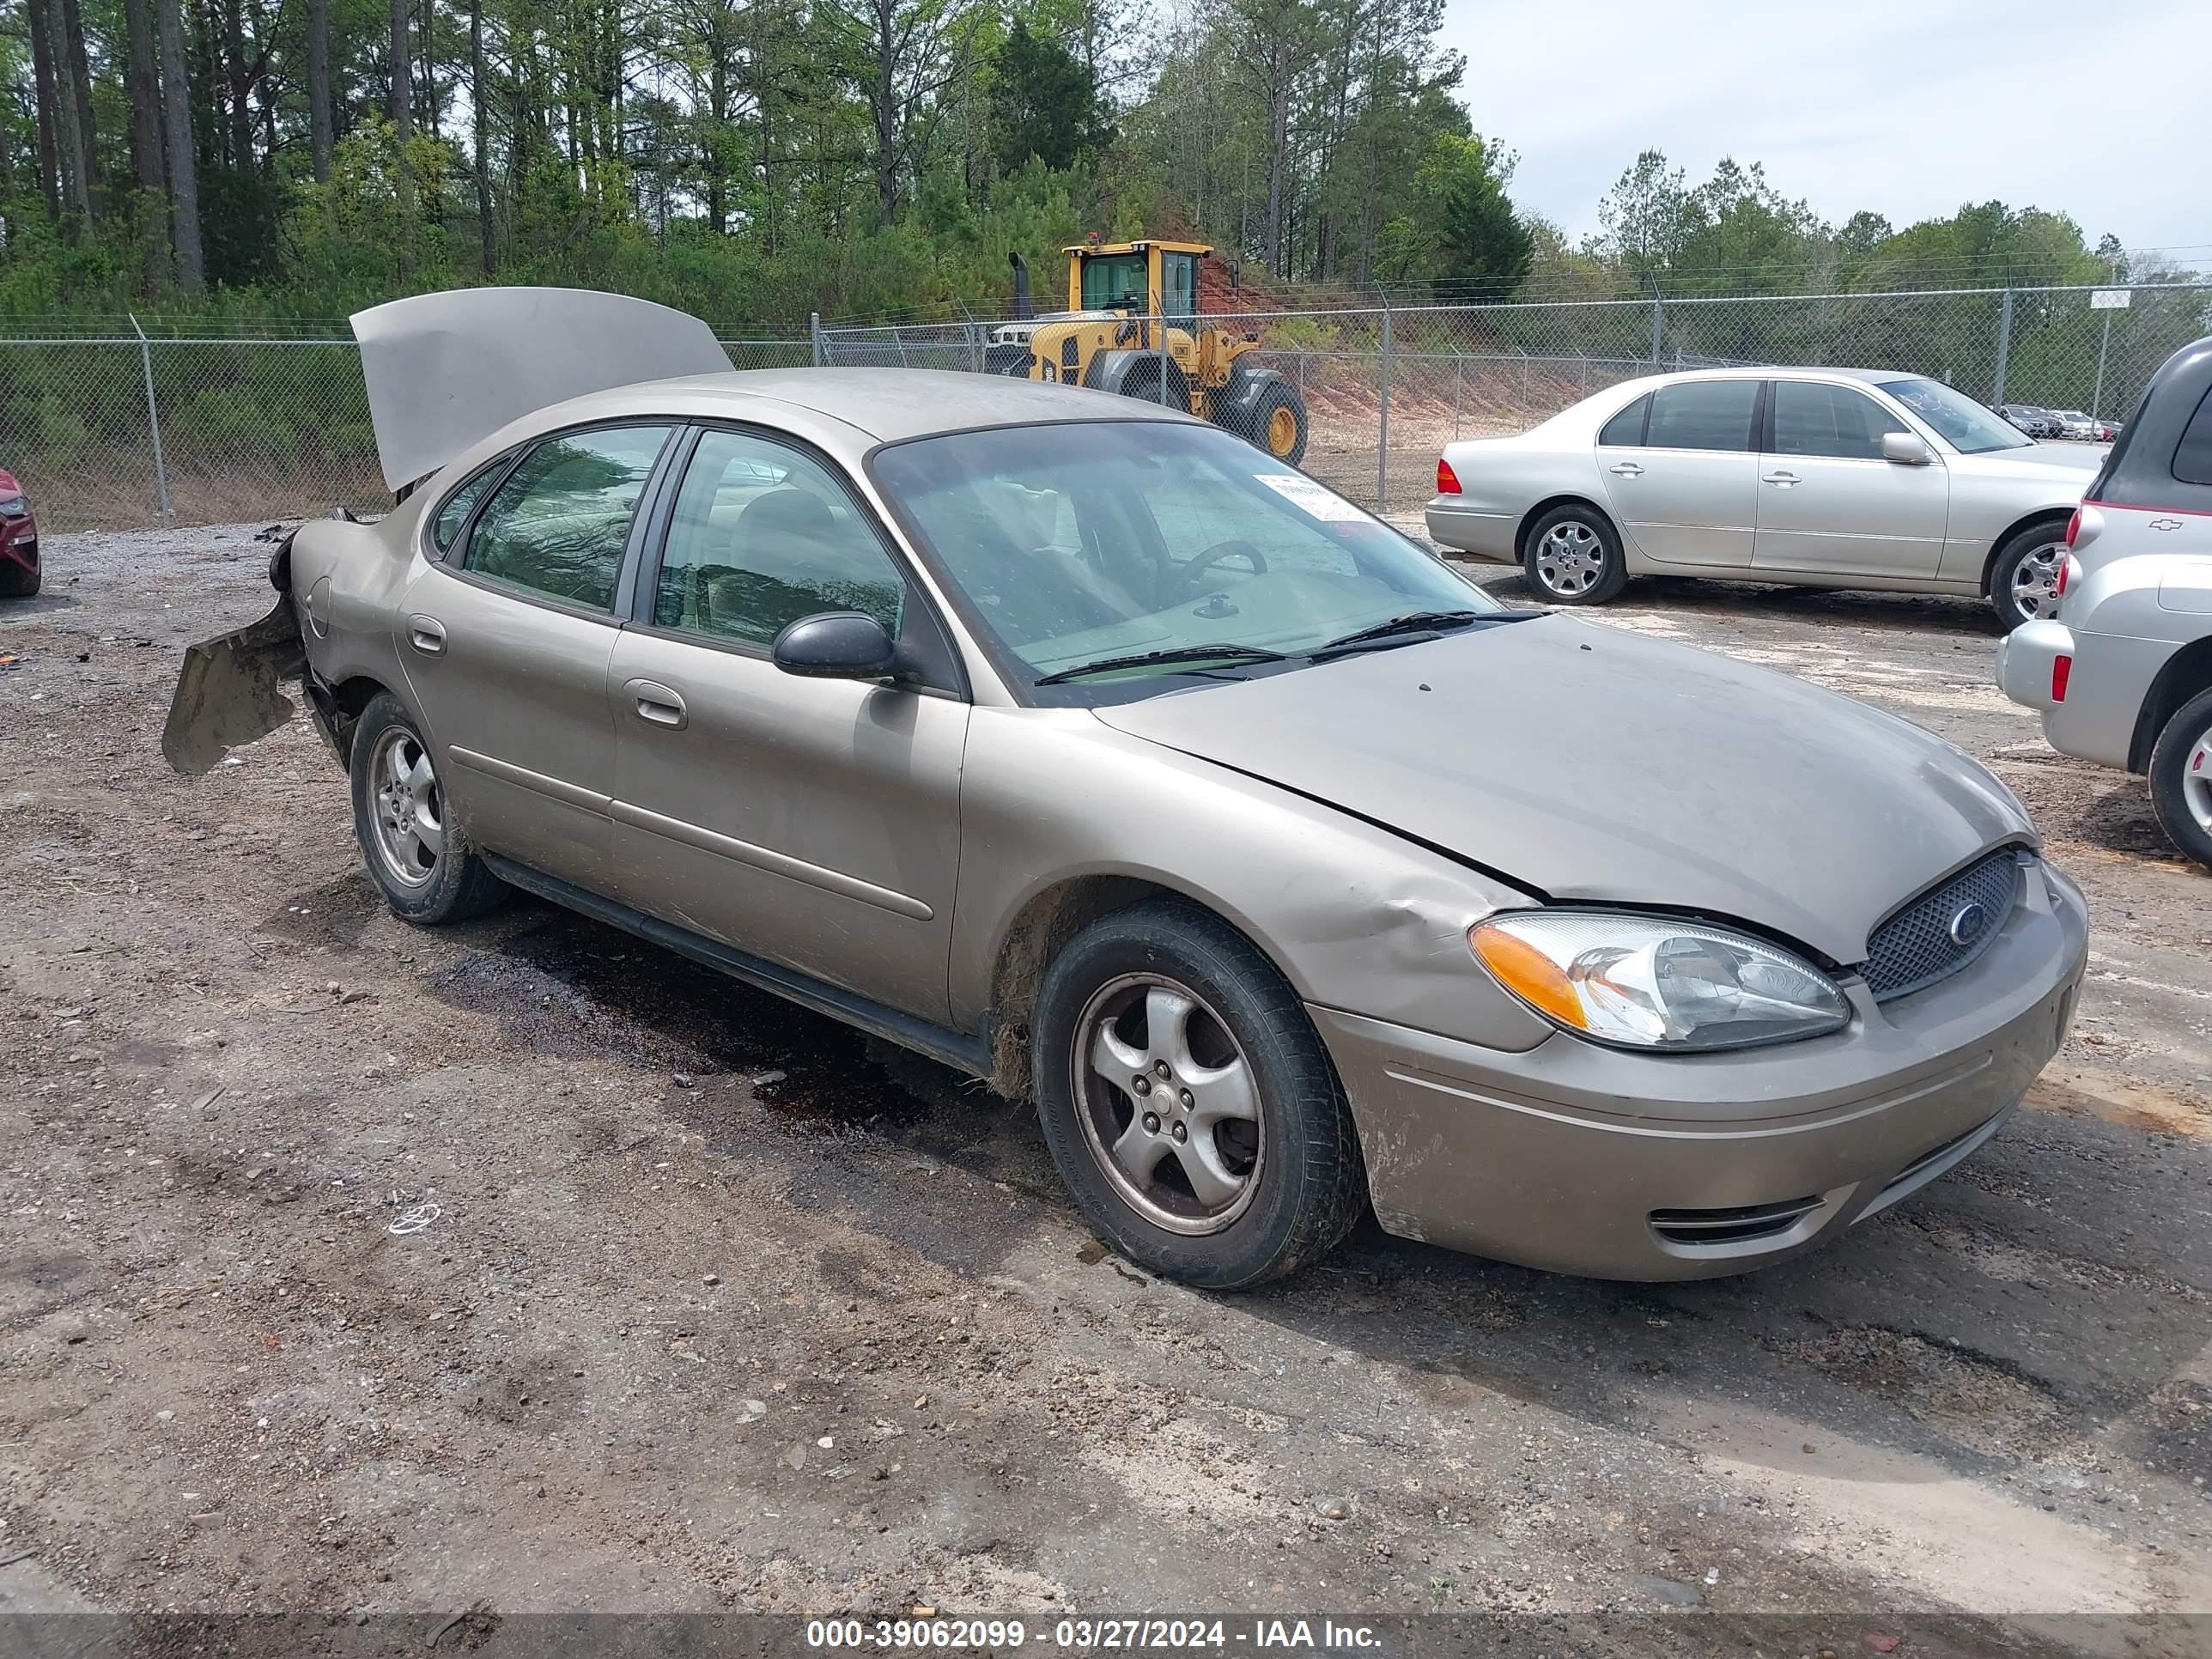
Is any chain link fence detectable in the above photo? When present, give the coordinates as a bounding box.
[2,283,2204,531]
[821,282,2212,514]
[0,331,811,532]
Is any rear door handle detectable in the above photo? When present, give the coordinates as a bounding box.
[624,678,688,730]
[1607,462,1644,477]
[1762,470,1801,487]
[406,616,447,654]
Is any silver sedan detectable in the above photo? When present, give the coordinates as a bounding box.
[1427,368,2103,629]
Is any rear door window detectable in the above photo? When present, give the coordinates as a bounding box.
[1645,381,1758,452]
[431,457,509,553]
[1597,394,1650,447]
[462,426,672,611]
[2174,386,2212,487]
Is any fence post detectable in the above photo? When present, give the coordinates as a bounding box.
[1155,279,1170,407]
[1649,284,1663,368]
[130,314,173,526]
[810,312,825,367]
[1451,349,1464,439]
[1376,301,1392,511]
[1991,289,2014,404]
[2092,304,2116,418]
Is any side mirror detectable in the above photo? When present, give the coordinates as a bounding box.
[772,611,900,680]
[1881,431,1933,466]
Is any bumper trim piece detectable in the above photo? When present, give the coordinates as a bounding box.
[1381,1048,1991,1140]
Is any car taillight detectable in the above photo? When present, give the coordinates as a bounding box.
[2055,555,2079,597]
[1436,457,1461,495]
[2063,507,2080,547]
[2051,655,2072,702]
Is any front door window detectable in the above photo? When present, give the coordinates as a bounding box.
[653,429,906,649]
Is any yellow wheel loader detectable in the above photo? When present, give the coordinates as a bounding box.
[988,239,1311,465]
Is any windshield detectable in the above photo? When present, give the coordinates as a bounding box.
[872,422,1501,702]
[1878,377,2033,454]
[1079,253,1150,311]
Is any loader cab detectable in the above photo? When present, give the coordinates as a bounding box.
[1067,239,1206,325]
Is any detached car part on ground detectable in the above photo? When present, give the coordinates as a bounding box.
[1999,334,2212,871]
[0,467,40,598]
[1428,368,2100,629]
[167,287,2087,1289]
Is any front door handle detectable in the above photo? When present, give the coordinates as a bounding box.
[624,678,688,730]
[1762,470,1801,487]
[406,615,447,654]
[1607,462,1644,477]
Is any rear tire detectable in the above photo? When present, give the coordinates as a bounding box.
[2148,687,2212,872]
[1987,520,2069,630]
[0,543,39,598]
[349,692,509,925]
[1522,503,1628,605]
[1031,900,1366,1289]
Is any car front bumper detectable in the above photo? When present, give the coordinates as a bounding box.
[1312,856,2087,1280]
[2,511,37,574]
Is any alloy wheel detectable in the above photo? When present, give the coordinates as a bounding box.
[368,726,445,888]
[1072,974,1263,1236]
[1534,520,1606,597]
[2011,540,2067,622]
[2185,726,2212,836]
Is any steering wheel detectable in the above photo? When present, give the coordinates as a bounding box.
[1177,538,1268,596]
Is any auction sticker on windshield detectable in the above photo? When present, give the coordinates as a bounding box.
[1254,471,1367,522]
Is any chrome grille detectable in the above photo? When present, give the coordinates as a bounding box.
[1862,849,2024,1002]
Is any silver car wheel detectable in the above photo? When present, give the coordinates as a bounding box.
[2012,540,2067,621]
[2185,729,2212,836]
[1534,520,1605,597]
[1072,974,1263,1237]
[368,726,445,888]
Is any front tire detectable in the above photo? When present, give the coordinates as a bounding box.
[1248,382,1310,466]
[1031,900,1366,1289]
[1523,503,1627,605]
[349,692,508,925]
[1988,520,2069,630]
[0,543,38,598]
[2148,687,2212,872]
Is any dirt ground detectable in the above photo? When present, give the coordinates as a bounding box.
[3,524,2211,1650]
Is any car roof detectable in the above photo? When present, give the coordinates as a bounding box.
[607,368,1204,444]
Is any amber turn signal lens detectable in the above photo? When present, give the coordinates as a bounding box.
[1468,921,1587,1029]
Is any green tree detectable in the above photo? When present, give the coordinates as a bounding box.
[1411,131,1528,295]
[990,17,1109,172]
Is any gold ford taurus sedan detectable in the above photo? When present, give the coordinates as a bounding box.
[167,289,2087,1289]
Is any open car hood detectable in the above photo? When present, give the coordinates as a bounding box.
[351,288,729,491]
[1091,616,2033,966]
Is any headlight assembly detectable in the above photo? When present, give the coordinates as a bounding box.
[1468,911,1850,1052]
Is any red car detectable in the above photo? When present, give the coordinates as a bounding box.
[0,468,39,597]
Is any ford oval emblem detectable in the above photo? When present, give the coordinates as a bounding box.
[1948,902,1989,947]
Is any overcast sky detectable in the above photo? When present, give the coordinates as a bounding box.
[1437,0,2209,259]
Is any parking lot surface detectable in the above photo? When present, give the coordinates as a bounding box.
[3,526,2209,1644]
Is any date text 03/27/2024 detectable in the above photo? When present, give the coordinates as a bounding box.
[804,1619,1383,1651]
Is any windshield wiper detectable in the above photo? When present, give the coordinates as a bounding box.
[1309,609,1490,660]
[1033,643,1291,685]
